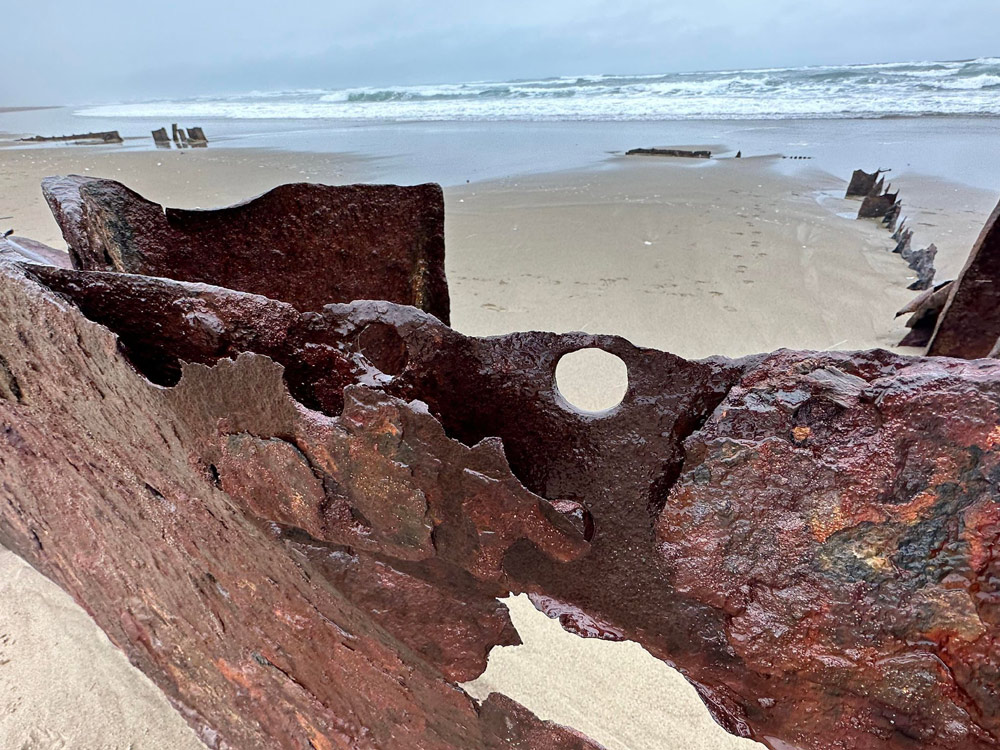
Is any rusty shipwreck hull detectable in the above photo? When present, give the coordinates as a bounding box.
[1,177,1000,750]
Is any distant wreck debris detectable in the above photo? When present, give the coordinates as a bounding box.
[896,280,953,347]
[151,127,171,147]
[19,130,123,145]
[926,198,1000,358]
[903,242,937,291]
[625,148,711,158]
[893,227,913,256]
[187,126,208,145]
[845,168,889,198]
[4,177,1000,749]
[882,201,901,233]
[151,124,208,148]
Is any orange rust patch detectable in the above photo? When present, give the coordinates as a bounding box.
[810,504,849,543]
[887,489,939,525]
[964,498,1000,571]
[215,658,253,690]
[984,424,1000,450]
[296,712,336,750]
[792,426,811,443]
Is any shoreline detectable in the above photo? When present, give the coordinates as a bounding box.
[4,109,1000,191]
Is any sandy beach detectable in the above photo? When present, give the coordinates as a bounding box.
[0,141,996,749]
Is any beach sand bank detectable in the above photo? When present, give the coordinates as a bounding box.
[0,144,996,749]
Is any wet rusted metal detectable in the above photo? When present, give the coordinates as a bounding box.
[42,175,450,323]
[929,197,1000,358]
[2,179,1000,749]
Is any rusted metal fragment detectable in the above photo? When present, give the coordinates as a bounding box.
[896,280,953,347]
[893,227,913,255]
[41,175,450,323]
[858,188,899,219]
[928,198,1000,358]
[845,168,887,198]
[882,201,901,233]
[903,242,937,291]
[13,257,1000,749]
[0,235,70,267]
[0,258,598,749]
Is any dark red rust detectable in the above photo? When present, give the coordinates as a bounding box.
[13,259,1000,750]
[928,197,1000,358]
[42,175,450,323]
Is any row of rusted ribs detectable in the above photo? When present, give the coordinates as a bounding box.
[2,175,1000,750]
[847,167,937,291]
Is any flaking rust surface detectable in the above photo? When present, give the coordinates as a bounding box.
[2,178,1000,750]
[42,175,450,323]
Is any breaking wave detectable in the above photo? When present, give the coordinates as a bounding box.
[78,57,1000,122]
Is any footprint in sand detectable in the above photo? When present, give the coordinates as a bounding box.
[21,728,69,749]
[0,631,13,666]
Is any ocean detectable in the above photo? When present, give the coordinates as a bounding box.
[75,58,1000,122]
[3,58,1000,190]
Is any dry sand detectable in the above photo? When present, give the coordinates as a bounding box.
[0,144,996,749]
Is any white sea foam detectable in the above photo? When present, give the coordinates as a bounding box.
[77,58,1000,122]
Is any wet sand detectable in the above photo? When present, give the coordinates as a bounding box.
[0,144,996,749]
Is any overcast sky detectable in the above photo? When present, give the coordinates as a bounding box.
[5,0,998,104]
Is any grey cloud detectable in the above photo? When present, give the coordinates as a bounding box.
[3,0,998,104]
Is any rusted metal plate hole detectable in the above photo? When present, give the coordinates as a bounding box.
[357,322,408,376]
[554,348,628,414]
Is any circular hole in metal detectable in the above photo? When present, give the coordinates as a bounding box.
[357,323,408,376]
[555,348,628,413]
